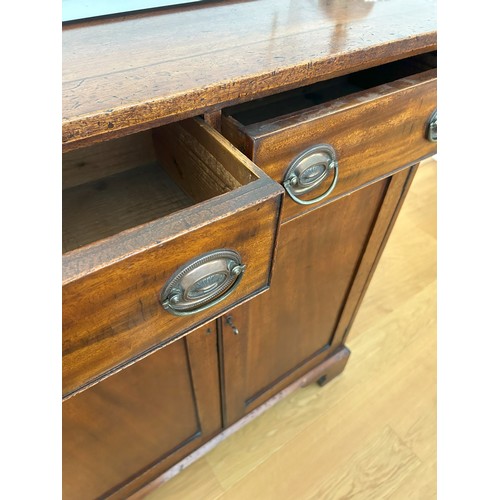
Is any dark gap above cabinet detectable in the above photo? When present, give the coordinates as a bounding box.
[226,51,437,126]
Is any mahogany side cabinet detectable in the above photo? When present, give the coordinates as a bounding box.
[62,1,437,497]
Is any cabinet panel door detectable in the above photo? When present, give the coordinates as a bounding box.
[63,322,220,499]
[221,170,416,425]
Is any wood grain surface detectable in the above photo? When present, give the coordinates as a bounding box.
[220,177,388,425]
[220,164,418,424]
[335,166,419,348]
[63,322,221,500]
[62,0,437,151]
[62,119,283,398]
[62,130,157,189]
[223,59,436,222]
[62,163,194,252]
[62,118,281,282]
[134,346,350,499]
[62,195,280,398]
[145,158,436,499]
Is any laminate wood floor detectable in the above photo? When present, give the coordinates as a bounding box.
[147,159,437,500]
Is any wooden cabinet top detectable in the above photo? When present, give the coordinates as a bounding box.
[62,0,436,151]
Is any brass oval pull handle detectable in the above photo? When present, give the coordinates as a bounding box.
[283,144,339,206]
[160,249,246,316]
[426,109,437,142]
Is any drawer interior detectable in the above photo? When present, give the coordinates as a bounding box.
[225,51,437,126]
[62,121,258,253]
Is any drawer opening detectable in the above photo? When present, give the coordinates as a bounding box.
[62,120,258,253]
[224,51,437,126]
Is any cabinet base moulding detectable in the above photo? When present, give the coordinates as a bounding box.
[131,345,351,499]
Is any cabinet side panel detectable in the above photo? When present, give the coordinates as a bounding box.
[334,165,419,346]
[222,178,388,424]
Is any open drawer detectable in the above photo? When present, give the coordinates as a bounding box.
[62,118,283,398]
[222,52,437,222]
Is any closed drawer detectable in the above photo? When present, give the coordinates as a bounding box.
[222,52,437,222]
[62,118,283,398]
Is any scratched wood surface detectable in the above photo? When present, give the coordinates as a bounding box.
[146,158,437,499]
[62,0,437,151]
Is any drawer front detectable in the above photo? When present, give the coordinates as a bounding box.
[62,120,283,398]
[223,67,436,222]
